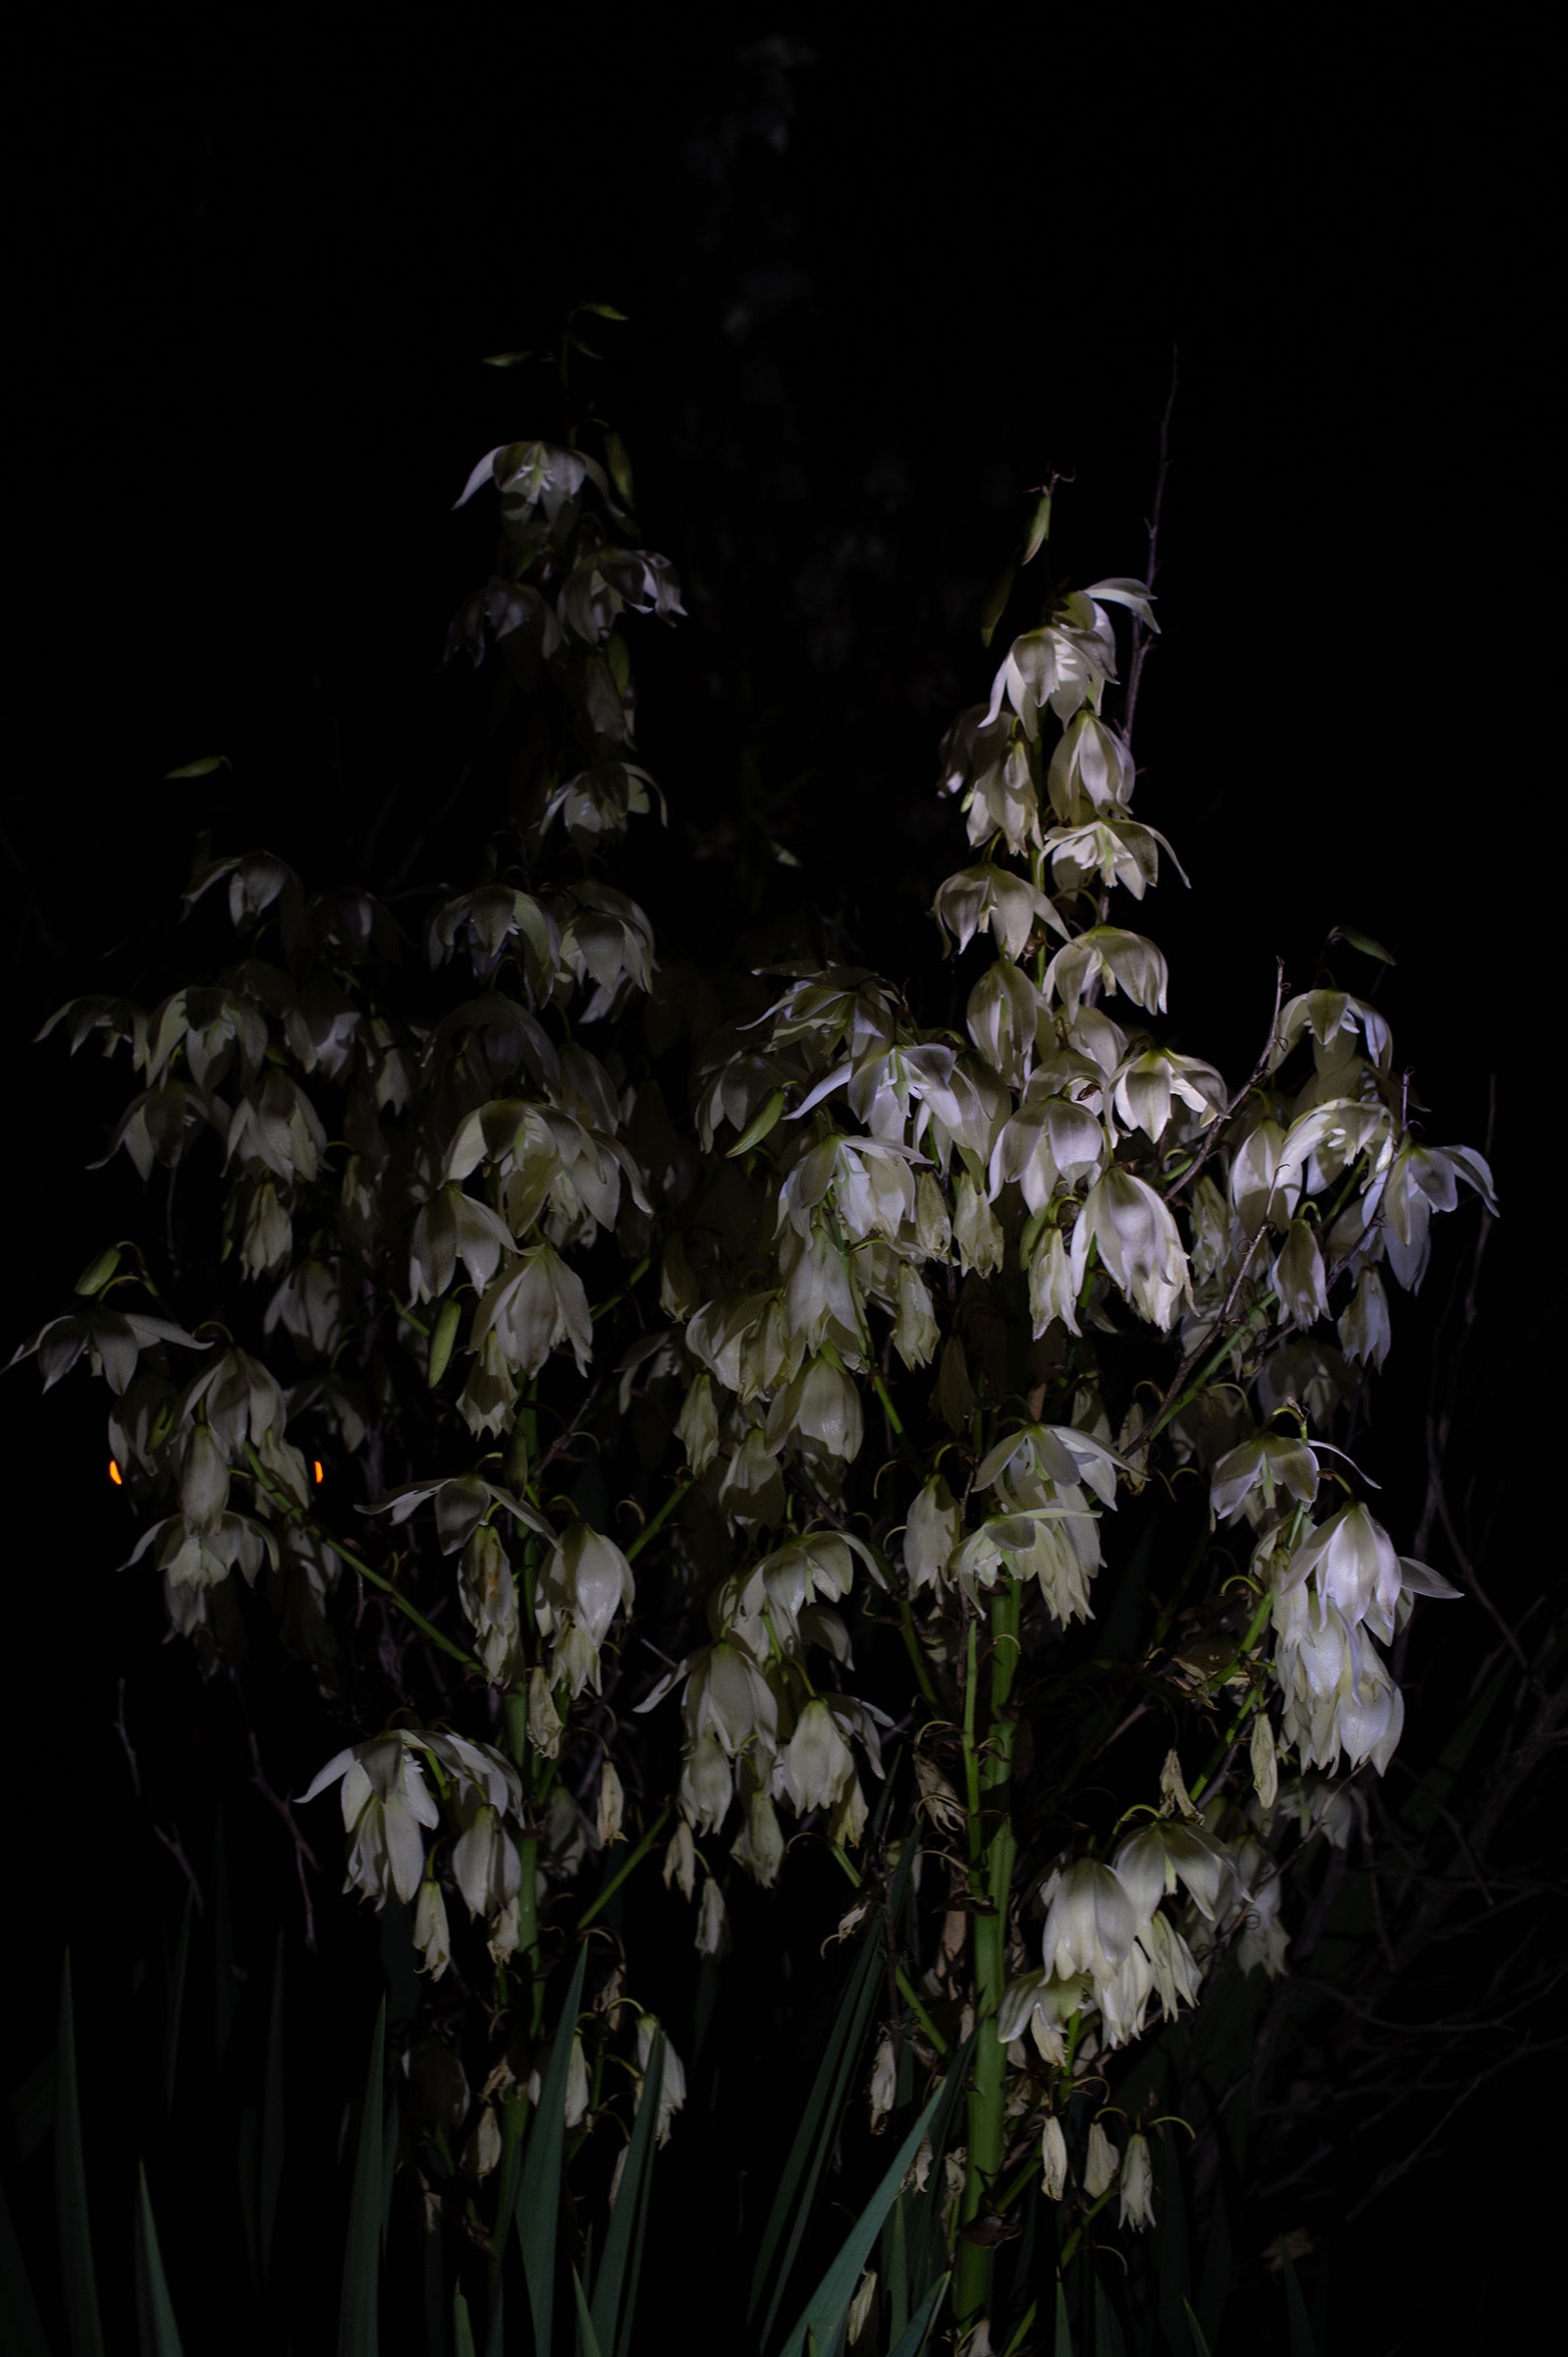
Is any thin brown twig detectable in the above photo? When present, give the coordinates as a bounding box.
[243,1722,321,1953]
[152,1824,205,1918]
[1161,957,1285,1211]
[1122,348,1180,755]
[115,1674,141,1802]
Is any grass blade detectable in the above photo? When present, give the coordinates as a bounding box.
[1182,2299,1215,2357]
[259,1929,286,2287]
[887,2274,947,2357]
[571,2264,605,2357]
[338,1997,387,2357]
[754,1835,923,2348]
[777,2085,944,2357]
[485,2094,528,2357]
[453,2285,478,2357]
[751,1922,883,2345]
[8,2051,56,2161]
[589,2030,662,2357]
[904,2025,976,2301]
[56,1951,106,2357]
[515,1941,590,2357]
[135,2165,187,2357]
[1054,2281,1073,2357]
[0,2169,51,2357]
[1092,2279,1126,2357]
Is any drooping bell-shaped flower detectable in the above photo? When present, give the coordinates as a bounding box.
[1041,1859,1138,1982]
[1118,2133,1156,2230]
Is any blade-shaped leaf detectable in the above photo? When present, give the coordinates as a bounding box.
[337,1998,386,2357]
[753,1836,921,2347]
[1183,2300,1216,2357]
[135,2165,187,2357]
[485,2094,528,2357]
[1092,2279,1127,2357]
[887,2274,947,2357]
[572,2264,606,2357]
[56,1952,105,2357]
[590,2031,663,2357]
[0,2171,50,2357]
[777,2087,945,2357]
[515,1941,591,2357]
[453,2286,478,2357]
[751,1920,883,2344]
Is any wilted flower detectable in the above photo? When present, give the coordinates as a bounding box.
[663,1819,697,1901]
[596,1762,625,1847]
[868,2034,897,2132]
[461,2104,503,2181]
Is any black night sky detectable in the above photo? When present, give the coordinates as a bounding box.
[6,10,1560,2350]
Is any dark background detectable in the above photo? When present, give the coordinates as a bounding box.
[6,9,1558,2349]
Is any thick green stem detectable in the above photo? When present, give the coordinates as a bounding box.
[954,1578,1022,2329]
[503,1688,542,2012]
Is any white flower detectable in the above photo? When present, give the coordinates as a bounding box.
[1280,1502,1403,1640]
[695,1878,730,1959]
[1118,2133,1156,2230]
[1042,2114,1069,2201]
[413,1877,451,1980]
[1070,1168,1190,1331]
[1041,1860,1138,1982]
[1084,2119,1118,2199]
[452,1802,521,1920]
[784,1698,858,1814]
[299,1733,440,1907]
[1112,1821,1233,1926]
[1027,1226,1082,1340]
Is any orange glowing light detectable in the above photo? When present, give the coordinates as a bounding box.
[108,1460,124,1487]
[313,1459,325,1485]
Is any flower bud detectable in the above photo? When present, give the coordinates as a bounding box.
[1084,2119,1117,2198]
[527,1666,564,1758]
[413,1877,451,1981]
[695,1878,730,1959]
[868,2036,896,2133]
[1041,2114,1068,2202]
[596,1762,625,1847]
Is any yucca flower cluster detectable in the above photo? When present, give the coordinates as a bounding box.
[15,411,1495,2341]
